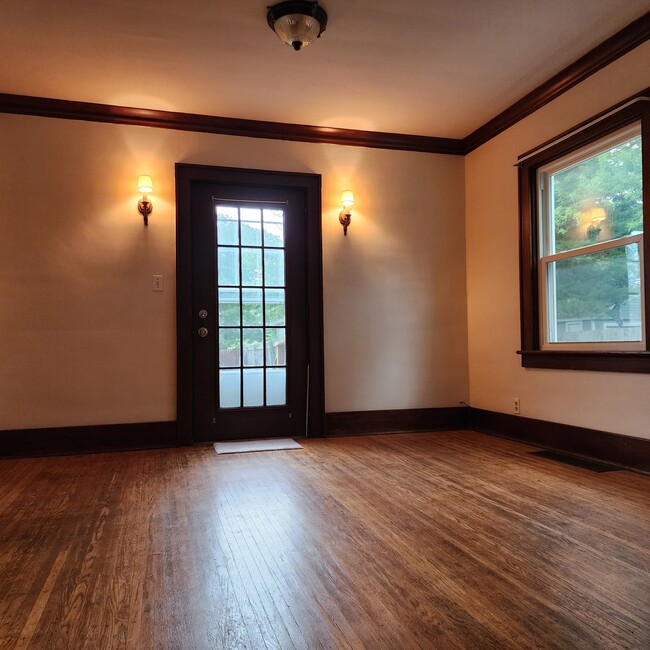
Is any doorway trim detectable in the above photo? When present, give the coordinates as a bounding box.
[175,164,324,444]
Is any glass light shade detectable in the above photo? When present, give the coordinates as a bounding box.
[341,191,355,208]
[273,14,322,49]
[138,175,153,194]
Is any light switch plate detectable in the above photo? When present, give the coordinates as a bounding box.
[152,274,163,292]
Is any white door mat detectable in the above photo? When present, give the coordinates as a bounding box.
[214,438,304,455]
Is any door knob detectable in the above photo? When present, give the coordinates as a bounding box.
[198,309,208,319]
[198,327,209,338]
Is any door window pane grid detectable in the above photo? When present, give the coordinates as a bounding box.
[216,203,287,408]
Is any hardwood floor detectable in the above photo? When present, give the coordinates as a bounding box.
[0,430,648,649]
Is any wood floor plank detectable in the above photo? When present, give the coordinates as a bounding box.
[0,431,648,649]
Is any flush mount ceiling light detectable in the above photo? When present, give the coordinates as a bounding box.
[267,1,328,51]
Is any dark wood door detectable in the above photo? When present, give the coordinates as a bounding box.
[190,181,309,441]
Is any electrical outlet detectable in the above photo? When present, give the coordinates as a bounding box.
[152,274,163,292]
[514,398,520,415]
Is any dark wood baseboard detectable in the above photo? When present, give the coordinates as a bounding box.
[324,407,467,437]
[469,408,650,474]
[0,421,177,458]
[3,409,647,476]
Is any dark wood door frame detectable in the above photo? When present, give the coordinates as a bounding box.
[175,164,324,445]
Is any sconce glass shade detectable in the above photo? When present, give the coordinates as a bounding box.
[267,1,328,51]
[138,175,153,194]
[341,190,355,208]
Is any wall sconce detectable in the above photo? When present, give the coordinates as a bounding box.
[339,190,354,236]
[586,207,606,240]
[137,175,153,225]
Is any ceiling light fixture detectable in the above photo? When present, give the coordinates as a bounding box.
[267,1,328,51]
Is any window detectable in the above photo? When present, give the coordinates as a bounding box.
[518,99,650,372]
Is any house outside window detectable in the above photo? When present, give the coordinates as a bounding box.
[518,99,650,372]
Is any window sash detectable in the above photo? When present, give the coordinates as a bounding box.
[533,116,645,353]
[537,122,642,260]
[539,235,645,350]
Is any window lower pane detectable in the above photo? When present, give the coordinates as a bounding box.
[243,368,264,407]
[219,369,241,408]
[266,368,286,406]
[547,243,642,343]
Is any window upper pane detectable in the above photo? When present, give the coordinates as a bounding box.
[542,126,642,255]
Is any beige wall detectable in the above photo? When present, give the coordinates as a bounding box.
[0,115,468,429]
[465,41,650,440]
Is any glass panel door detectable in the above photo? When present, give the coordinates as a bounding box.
[183,166,322,444]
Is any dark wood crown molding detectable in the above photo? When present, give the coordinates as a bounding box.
[0,93,464,155]
[463,12,650,154]
[0,15,647,156]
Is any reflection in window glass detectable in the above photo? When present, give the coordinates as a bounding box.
[550,135,642,255]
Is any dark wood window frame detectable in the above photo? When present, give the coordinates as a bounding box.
[518,98,650,373]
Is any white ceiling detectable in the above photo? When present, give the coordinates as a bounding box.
[2,0,648,138]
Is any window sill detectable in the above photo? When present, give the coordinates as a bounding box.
[518,350,650,373]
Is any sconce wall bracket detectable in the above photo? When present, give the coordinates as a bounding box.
[138,199,153,226]
[339,210,351,236]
